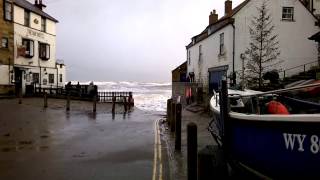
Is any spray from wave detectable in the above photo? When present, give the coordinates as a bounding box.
[73,81,172,112]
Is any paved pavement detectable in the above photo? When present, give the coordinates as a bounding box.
[0,98,166,180]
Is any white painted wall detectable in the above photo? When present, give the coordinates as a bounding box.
[234,0,319,79]
[13,5,56,35]
[187,0,319,91]
[187,25,233,92]
[57,64,66,87]
[11,4,65,94]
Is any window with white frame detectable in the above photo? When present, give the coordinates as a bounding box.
[59,74,63,83]
[39,42,50,60]
[22,39,34,58]
[1,37,8,48]
[219,33,224,55]
[4,1,12,21]
[24,10,30,27]
[282,7,294,21]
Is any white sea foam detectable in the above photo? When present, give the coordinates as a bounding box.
[70,81,172,112]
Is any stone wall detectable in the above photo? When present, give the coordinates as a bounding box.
[0,0,14,65]
[0,85,15,95]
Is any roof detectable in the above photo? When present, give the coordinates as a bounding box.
[309,31,320,41]
[14,0,58,22]
[186,0,249,49]
[172,61,187,72]
[186,0,318,49]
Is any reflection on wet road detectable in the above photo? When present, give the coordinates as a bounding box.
[0,99,163,180]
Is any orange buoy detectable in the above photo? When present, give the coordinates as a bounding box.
[267,100,289,115]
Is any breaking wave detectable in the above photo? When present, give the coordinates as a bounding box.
[72,81,172,112]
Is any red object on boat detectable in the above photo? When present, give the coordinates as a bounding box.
[267,101,290,115]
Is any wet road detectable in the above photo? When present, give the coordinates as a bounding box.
[0,98,166,180]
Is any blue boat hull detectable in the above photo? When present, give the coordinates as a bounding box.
[229,117,320,179]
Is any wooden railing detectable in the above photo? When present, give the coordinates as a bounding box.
[97,91,132,103]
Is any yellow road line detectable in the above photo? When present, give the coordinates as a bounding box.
[152,119,163,180]
[152,119,158,180]
[157,119,163,180]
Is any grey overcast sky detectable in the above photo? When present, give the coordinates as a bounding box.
[38,0,242,82]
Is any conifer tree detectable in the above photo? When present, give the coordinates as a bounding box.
[244,1,281,89]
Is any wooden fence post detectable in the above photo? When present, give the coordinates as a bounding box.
[175,103,182,151]
[171,102,176,132]
[18,89,22,104]
[112,94,116,114]
[66,93,70,111]
[44,92,48,108]
[123,96,127,112]
[93,95,97,113]
[167,99,172,126]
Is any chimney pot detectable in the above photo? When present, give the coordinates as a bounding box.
[225,0,233,16]
[209,9,218,25]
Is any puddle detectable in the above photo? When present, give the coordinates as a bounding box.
[19,141,33,145]
[1,147,16,152]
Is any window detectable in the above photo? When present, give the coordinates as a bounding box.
[4,1,12,21]
[41,17,46,32]
[282,7,294,21]
[219,33,224,55]
[24,10,30,27]
[33,73,39,83]
[59,74,63,83]
[199,45,202,62]
[39,43,50,60]
[22,39,34,58]
[188,50,191,65]
[1,38,8,48]
[43,78,47,85]
[49,74,54,84]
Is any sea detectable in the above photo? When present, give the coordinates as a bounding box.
[74,81,172,112]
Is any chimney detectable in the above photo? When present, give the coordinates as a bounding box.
[225,0,232,16]
[34,0,46,10]
[209,10,218,25]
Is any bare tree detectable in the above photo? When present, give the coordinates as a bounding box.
[244,1,281,89]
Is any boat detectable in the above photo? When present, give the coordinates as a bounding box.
[209,81,320,179]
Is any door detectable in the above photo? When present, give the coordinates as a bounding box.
[209,70,226,93]
[14,68,22,96]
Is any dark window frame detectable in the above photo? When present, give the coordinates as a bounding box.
[41,17,46,32]
[3,1,13,21]
[33,73,39,84]
[59,74,62,83]
[24,10,30,27]
[282,7,294,21]
[219,33,225,55]
[1,37,9,48]
[49,74,54,84]
[22,38,34,58]
[39,42,50,60]
[188,50,191,65]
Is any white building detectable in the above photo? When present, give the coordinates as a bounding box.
[186,0,319,93]
[8,0,65,95]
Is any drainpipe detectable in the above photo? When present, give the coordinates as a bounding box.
[232,23,236,87]
[8,58,11,85]
[56,64,58,88]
